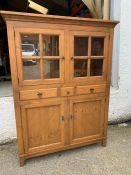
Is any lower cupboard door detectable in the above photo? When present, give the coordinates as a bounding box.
[69,97,105,145]
[21,99,65,154]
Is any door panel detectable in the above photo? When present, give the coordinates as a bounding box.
[15,28,65,86]
[69,31,109,83]
[21,99,65,154]
[69,97,105,145]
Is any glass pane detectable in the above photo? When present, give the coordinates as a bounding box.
[23,60,40,80]
[74,37,88,56]
[44,60,59,79]
[21,34,39,56]
[91,37,104,56]
[74,59,87,77]
[90,59,103,76]
[43,35,59,56]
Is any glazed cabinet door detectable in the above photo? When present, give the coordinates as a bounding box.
[21,99,65,154]
[69,96,105,145]
[69,31,109,83]
[15,28,65,86]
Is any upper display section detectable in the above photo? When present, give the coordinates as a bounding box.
[0,10,119,28]
[0,10,118,86]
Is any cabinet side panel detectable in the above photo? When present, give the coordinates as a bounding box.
[6,21,24,156]
[6,21,19,98]
[103,28,115,145]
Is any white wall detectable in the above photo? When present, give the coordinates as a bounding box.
[0,0,131,143]
[0,97,16,144]
[109,0,131,123]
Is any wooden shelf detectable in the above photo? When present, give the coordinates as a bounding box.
[71,3,84,16]
[0,76,11,79]
[71,1,92,18]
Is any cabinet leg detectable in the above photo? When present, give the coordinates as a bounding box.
[101,139,107,147]
[19,157,25,167]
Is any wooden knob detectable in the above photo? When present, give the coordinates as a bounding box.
[90,88,95,93]
[61,116,65,121]
[67,91,70,95]
[37,92,43,96]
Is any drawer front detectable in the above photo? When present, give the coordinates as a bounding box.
[20,88,57,100]
[76,84,106,95]
[61,87,74,97]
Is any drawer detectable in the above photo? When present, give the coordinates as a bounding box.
[76,84,106,95]
[20,88,57,100]
[61,87,74,97]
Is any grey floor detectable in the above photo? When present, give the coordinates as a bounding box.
[0,123,131,175]
[0,81,13,97]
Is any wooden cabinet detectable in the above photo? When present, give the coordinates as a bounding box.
[1,11,118,166]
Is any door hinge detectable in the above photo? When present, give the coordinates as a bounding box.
[23,146,26,153]
[106,73,108,80]
[70,114,73,120]
[61,116,65,121]
[18,77,19,84]
[109,35,110,41]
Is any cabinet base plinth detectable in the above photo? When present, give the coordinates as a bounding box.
[101,139,107,147]
[19,157,25,167]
